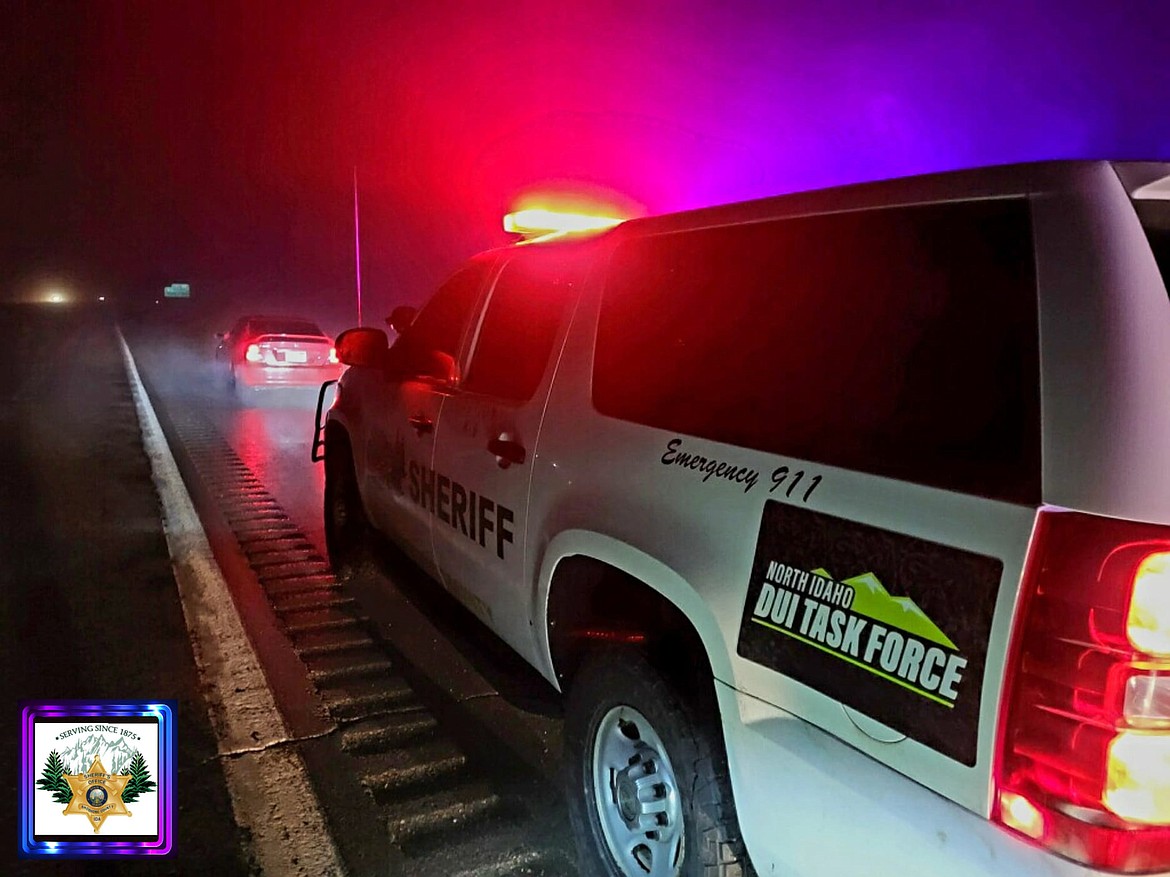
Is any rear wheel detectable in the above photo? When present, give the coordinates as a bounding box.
[565,649,753,877]
[228,366,254,404]
[323,433,371,577]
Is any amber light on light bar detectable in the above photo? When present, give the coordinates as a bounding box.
[503,208,624,236]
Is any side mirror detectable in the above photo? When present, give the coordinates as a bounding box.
[335,326,388,367]
[386,305,417,334]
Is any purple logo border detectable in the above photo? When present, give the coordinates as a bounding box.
[18,700,176,858]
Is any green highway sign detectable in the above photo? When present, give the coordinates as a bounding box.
[164,283,190,298]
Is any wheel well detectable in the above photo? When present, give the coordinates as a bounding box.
[547,556,715,705]
[324,421,351,467]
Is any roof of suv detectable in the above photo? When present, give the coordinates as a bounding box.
[490,161,1170,262]
[626,160,1113,237]
[498,163,1170,265]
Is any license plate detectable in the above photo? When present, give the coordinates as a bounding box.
[284,350,308,363]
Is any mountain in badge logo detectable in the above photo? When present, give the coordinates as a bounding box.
[59,731,138,774]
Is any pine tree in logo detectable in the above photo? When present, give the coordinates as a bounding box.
[121,750,156,803]
[36,750,72,804]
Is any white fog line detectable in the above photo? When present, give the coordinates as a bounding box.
[118,329,347,877]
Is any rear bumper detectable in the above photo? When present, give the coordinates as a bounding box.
[237,363,343,388]
[718,683,1112,877]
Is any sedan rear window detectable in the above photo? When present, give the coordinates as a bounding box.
[248,319,324,337]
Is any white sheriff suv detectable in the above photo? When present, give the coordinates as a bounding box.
[320,161,1170,877]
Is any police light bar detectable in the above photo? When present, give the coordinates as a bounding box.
[503,208,624,236]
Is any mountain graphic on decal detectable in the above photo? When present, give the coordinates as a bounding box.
[812,568,956,650]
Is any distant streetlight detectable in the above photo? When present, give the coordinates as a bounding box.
[353,166,363,326]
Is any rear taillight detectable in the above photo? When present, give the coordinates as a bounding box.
[245,343,263,363]
[996,510,1170,872]
[328,346,339,364]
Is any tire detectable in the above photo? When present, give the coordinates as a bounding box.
[323,434,372,578]
[228,367,253,404]
[564,648,753,877]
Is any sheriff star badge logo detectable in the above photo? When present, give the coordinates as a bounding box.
[61,755,133,832]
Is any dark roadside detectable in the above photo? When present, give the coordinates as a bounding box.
[0,303,256,875]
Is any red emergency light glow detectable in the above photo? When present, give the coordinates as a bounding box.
[503,208,624,236]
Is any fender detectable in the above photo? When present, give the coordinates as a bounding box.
[323,405,353,441]
[532,528,736,692]
[322,378,375,513]
[322,366,360,445]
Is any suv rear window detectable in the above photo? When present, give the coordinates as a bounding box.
[593,199,1041,504]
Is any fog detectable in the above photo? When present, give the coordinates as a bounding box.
[5,0,1170,323]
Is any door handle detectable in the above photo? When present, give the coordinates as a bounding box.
[487,436,526,468]
[408,414,433,435]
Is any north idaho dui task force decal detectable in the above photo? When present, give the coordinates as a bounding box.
[737,503,1002,765]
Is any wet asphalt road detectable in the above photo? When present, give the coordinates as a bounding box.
[123,309,578,876]
[0,303,255,875]
[2,301,578,874]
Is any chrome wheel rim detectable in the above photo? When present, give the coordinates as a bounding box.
[591,705,684,877]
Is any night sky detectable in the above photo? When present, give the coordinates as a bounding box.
[4,0,1170,321]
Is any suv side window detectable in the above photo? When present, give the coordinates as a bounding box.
[462,253,581,402]
[393,264,489,377]
[593,199,1040,504]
